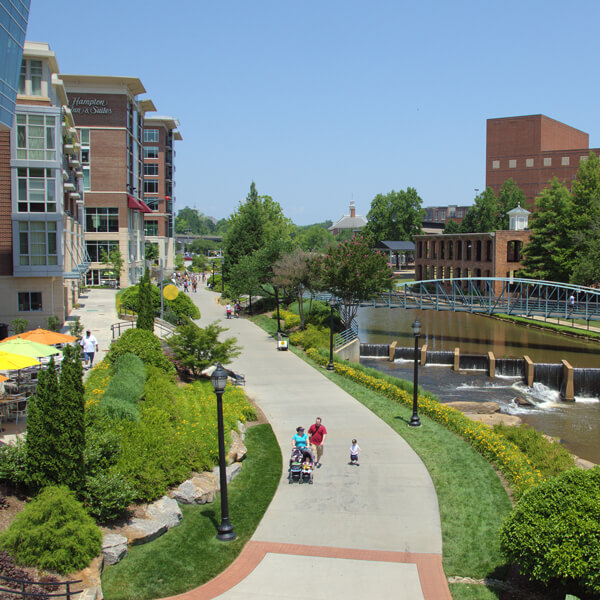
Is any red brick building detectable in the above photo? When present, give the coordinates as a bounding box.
[486,114,600,207]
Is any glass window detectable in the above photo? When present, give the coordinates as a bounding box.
[144,198,159,211]
[144,164,158,176]
[79,128,90,145]
[30,60,42,95]
[16,113,56,160]
[86,240,120,263]
[144,146,158,159]
[144,180,158,194]
[18,292,43,312]
[85,207,119,233]
[17,168,57,213]
[83,167,90,191]
[144,220,159,236]
[18,221,57,266]
[143,129,159,142]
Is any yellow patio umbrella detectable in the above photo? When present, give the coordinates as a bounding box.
[0,351,40,371]
[0,338,62,359]
[3,328,76,345]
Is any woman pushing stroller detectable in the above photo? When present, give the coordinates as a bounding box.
[289,426,314,483]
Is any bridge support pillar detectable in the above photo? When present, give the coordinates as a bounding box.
[420,344,427,366]
[560,360,575,401]
[488,352,495,378]
[389,341,397,362]
[453,348,460,371]
[524,355,534,387]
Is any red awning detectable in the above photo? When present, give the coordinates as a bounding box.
[127,195,153,213]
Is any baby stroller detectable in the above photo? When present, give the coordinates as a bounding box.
[288,448,314,484]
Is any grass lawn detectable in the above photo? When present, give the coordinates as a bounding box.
[101,423,281,600]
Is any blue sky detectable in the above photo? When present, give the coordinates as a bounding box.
[27,0,600,225]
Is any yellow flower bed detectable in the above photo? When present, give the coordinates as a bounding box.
[306,348,544,497]
[274,309,301,329]
[84,359,111,408]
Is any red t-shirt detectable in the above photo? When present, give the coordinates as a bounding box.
[308,423,327,445]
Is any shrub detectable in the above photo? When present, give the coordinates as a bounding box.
[100,353,146,421]
[82,470,135,523]
[493,423,576,478]
[289,323,329,350]
[276,309,300,329]
[107,328,174,374]
[0,486,102,575]
[46,315,62,332]
[500,467,600,595]
[0,439,28,488]
[10,318,28,334]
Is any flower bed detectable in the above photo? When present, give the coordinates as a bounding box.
[306,348,544,497]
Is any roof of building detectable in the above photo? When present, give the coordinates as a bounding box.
[377,241,415,251]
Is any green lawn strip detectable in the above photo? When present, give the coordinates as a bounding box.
[494,313,600,341]
[101,424,281,600]
[448,583,501,599]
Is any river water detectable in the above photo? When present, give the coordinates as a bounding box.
[357,307,600,464]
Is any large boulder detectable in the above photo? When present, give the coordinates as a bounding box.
[465,413,522,427]
[146,496,182,530]
[237,420,246,441]
[227,430,247,464]
[125,518,168,546]
[102,534,128,565]
[170,472,218,505]
[213,462,242,486]
[446,401,500,414]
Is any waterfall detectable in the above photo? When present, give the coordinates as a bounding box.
[359,343,389,357]
[495,358,525,378]
[534,363,562,390]
[459,354,488,371]
[574,369,600,398]
[426,350,454,366]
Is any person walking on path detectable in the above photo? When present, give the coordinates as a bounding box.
[292,426,309,450]
[308,417,327,468]
[349,439,361,466]
[80,330,98,369]
[226,303,233,319]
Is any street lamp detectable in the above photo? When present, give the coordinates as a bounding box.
[221,257,225,293]
[273,285,282,335]
[327,300,335,371]
[211,363,236,541]
[211,261,215,289]
[409,320,422,427]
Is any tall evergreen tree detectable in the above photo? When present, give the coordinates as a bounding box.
[136,268,154,331]
[26,359,61,490]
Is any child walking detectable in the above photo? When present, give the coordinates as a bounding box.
[349,439,361,466]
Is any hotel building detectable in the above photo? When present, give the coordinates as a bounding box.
[142,115,181,270]
[486,114,600,207]
[0,41,87,329]
[61,74,156,287]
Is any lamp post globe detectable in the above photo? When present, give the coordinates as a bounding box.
[211,362,236,541]
[409,320,422,427]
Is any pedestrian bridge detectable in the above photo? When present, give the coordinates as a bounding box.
[360,278,600,324]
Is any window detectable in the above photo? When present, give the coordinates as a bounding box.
[544,157,552,167]
[18,221,57,266]
[83,167,90,191]
[509,159,517,168]
[580,156,589,163]
[143,129,159,142]
[492,160,500,169]
[86,207,119,233]
[144,164,158,176]
[86,240,119,263]
[144,198,159,211]
[144,180,158,194]
[144,220,159,236]
[16,113,56,160]
[18,292,42,312]
[18,60,43,96]
[17,168,56,213]
[562,156,570,166]
[526,158,534,167]
[79,128,90,145]
[144,146,158,159]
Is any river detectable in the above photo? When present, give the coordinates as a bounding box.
[357,307,600,464]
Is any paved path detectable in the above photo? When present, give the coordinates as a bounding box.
[167,286,451,600]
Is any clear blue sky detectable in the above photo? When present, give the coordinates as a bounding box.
[27,0,600,225]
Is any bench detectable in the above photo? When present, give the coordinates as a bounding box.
[231,373,246,386]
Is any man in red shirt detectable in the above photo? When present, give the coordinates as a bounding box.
[308,417,327,468]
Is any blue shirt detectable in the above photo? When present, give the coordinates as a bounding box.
[293,433,308,448]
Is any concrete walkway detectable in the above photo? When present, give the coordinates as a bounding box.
[167,286,451,600]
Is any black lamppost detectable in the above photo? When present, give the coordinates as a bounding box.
[211,261,215,289]
[221,257,224,293]
[409,320,422,427]
[327,300,335,371]
[211,363,236,541]
[273,285,282,335]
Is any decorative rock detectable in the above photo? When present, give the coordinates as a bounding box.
[212,461,243,486]
[102,534,128,565]
[446,401,500,414]
[465,413,522,427]
[512,396,534,407]
[237,420,246,440]
[227,430,247,464]
[125,518,167,546]
[146,496,182,530]
[170,472,218,505]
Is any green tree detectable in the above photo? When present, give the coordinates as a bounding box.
[136,268,154,331]
[317,234,392,327]
[520,179,575,282]
[459,187,499,233]
[364,188,424,243]
[174,253,185,270]
[227,254,262,309]
[145,243,159,263]
[100,248,124,283]
[497,179,526,230]
[166,321,241,377]
[443,219,460,234]
[294,224,335,252]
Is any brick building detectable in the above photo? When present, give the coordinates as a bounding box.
[142,115,181,270]
[329,201,367,236]
[415,206,531,295]
[0,42,87,329]
[61,74,156,287]
[486,114,600,207]
[423,205,470,225]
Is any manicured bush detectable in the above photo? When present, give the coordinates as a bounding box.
[0,486,102,575]
[136,268,154,331]
[275,309,301,329]
[493,423,576,478]
[500,468,600,595]
[0,439,28,488]
[107,328,174,374]
[289,323,329,350]
[82,470,135,523]
[100,353,146,421]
